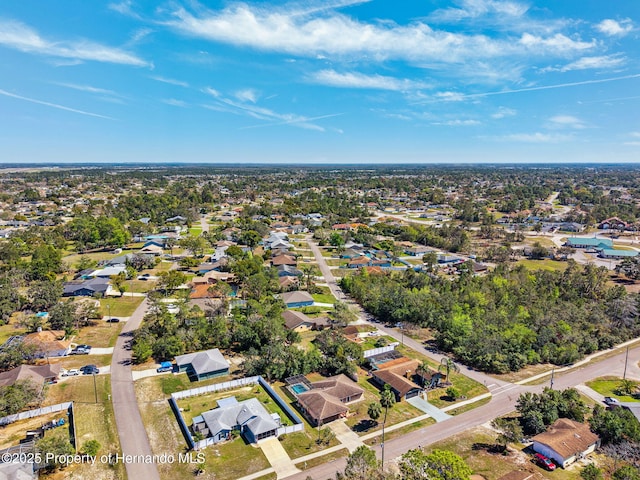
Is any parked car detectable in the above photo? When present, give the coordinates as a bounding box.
[105,317,120,323]
[62,369,80,377]
[604,397,621,407]
[81,365,99,375]
[534,453,556,471]
[157,361,173,373]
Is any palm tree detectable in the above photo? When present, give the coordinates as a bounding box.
[438,356,460,385]
[416,360,431,388]
[367,402,382,427]
[379,385,396,466]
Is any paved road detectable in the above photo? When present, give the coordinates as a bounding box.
[110,298,160,480]
[286,344,640,480]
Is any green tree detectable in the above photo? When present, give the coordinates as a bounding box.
[439,357,460,385]
[491,417,523,452]
[81,439,101,457]
[157,270,187,294]
[446,386,461,400]
[614,466,640,480]
[132,338,153,364]
[36,433,75,471]
[400,449,472,480]
[30,244,63,280]
[0,379,42,416]
[49,302,76,334]
[367,402,382,426]
[75,255,97,272]
[344,445,379,480]
[27,279,63,311]
[581,464,603,480]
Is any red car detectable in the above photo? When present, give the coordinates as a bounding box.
[534,453,556,471]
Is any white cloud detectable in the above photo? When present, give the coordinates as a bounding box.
[542,55,626,72]
[434,91,466,102]
[548,115,586,129]
[491,106,516,119]
[433,119,481,126]
[150,76,189,88]
[499,132,573,142]
[161,98,187,107]
[160,2,594,66]
[0,19,150,67]
[310,70,429,91]
[0,88,113,119]
[54,83,121,97]
[596,19,633,37]
[429,0,529,22]
[630,132,640,138]
[235,88,260,103]
[202,86,340,131]
[623,141,640,147]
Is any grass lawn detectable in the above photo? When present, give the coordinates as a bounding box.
[127,279,157,293]
[427,371,489,409]
[426,426,583,480]
[157,372,235,396]
[295,448,349,470]
[45,373,112,405]
[48,354,113,372]
[99,296,144,317]
[325,259,346,267]
[70,321,123,348]
[516,259,568,272]
[68,375,126,480]
[586,376,640,403]
[312,293,335,304]
[188,227,203,236]
[135,377,271,480]
[364,418,434,445]
[0,321,26,344]
[63,251,122,267]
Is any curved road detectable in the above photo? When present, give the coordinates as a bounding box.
[111,298,160,480]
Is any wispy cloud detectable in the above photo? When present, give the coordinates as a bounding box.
[310,69,429,91]
[235,88,259,103]
[423,73,640,103]
[202,85,340,131]
[0,88,113,119]
[161,98,187,107]
[428,0,529,22]
[150,75,190,87]
[159,2,594,67]
[596,19,633,37]
[547,115,586,129]
[108,0,142,19]
[0,19,150,67]
[53,82,122,97]
[496,132,573,143]
[432,119,481,126]
[542,55,626,72]
[491,106,516,119]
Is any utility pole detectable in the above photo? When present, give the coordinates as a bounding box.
[550,368,555,390]
[623,346,629,380]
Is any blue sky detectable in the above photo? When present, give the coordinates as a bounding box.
[0,0,638,164]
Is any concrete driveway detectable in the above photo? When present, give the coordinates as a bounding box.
[258,437,300,479]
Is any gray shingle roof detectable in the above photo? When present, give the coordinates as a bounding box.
[175,348,229,376]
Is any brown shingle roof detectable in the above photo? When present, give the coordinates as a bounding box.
[310,374,364,402]
[22,330,70,355]
[282,310,313,330]
[532,419,599,459]
[297,390,348,423]
[372,369,421,398]
[0,363,61,387]
[271,254,297,266]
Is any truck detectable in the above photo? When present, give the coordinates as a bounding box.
[157,361,173,373]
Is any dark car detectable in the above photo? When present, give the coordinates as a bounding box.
[105,317,120,323]
[80,365,99,375]
[534,453,556,471]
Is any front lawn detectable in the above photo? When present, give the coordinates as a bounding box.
[99,296,144,317]
[586,376,640,403]
[71,321,123,348]
[312,293,335,304]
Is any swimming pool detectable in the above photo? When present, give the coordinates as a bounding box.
[291,383,310,394]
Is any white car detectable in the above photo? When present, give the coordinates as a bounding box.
[62,369,80,377]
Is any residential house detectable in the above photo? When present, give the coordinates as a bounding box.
[278,276,299,291]
[405,245,432,256]
[371,358,423,401]
[598,217,628,230]
[277,265,303,277]
[0,363,61,388]
[175,348,230,381]
[348,256,372,269]
[280,291,314,308]
[282,310,328,332]
[295,374,364,426]
[139,244,164,256]
[531,418,599,468]
[192,396,280,444]
[559,222,585,233]
[271,254,297,267]
[22,330,71,358]
[63,277,111,297]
